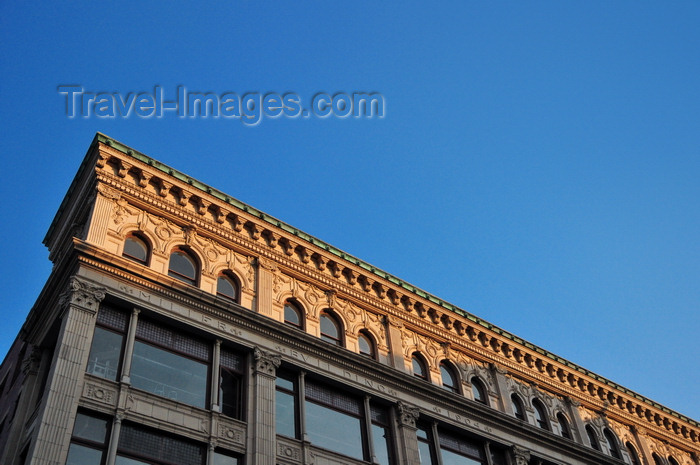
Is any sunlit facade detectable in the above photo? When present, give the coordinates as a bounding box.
[0,133,698,465]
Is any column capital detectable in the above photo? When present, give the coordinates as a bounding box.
[253,347,281,376]
[397,401,420,428]
[511,445,531,465]
[59,277,106,314]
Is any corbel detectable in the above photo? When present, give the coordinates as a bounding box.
[265,231,280,248]
[387,289,401,306]
[328,261,343,278]
[313,253,328,271]
[282,238,297,256]
[197,198,210,215]
[118,160,132,177]
[159,180,172,197]
[373,282,387,299]
[360,275,374,293]
[298,246,311,264]
[344,268,358,285]
[247,222,264,240]
[138,169,152,187]
[231,214,245,232]
[178,189,192,206]
[215,207,228,224]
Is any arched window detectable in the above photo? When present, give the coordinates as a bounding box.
[283,300,304,329]
[471,377,487,405]
[557,413,572,439]
[123,234,149,265]
[626,442,641,465]
[358,330,376,358]
[669,457,680,465]
[652,453,664,465]
[412,353,428,380]
[604,428,621,459]
[511,394,526,421]
[168,248,198,285]
[319,310,342,346]
[532,399,549,430]
[586,425,600,451]
[216,272,239,302]
[439,361,459,393]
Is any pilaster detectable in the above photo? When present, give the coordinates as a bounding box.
[256,258,277,317]
[250,347,281,465]
[86,184,119,247]
[396,401,421,465]
[385,316,407,371]
[31,278,105,465]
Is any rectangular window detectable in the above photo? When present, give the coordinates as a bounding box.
[130,319,210,409]
[275,373,297,438]
[86,304,128,381]
[66,412,110,465]
[219,348,243,419]
[118,422,205,465]
[417,426,435,465]
[370,405,393,465]
[417,426,486,465]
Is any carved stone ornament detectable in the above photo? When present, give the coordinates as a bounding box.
[254,347,281,375]
[58,277,107,313]
[397,401,420,428]
[258,256,279,273]
[511,445,531,465]
[97,183,121,200]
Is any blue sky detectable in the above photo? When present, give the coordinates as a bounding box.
[1,2,698,421]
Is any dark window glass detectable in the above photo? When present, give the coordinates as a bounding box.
[168,249,197,285]
[216,274,238,301]
[212,450,240,465]
[67,412,109,465]
[305,380,363,460]
[66,444,103,465]
[358,331,375,358]
[115,457,150,465]
[118,423,204,465]
[652,453,664,465]
[438,429,483,465]
[471,378,487,405]
[412,354,428,380]
[417,427,435,465]
[669,457,680,465]
[370,405,392,465]
[604,428,621,459]
[586,426,600,450]
[131,341,208,408]
[557,413,571,439]
[533,399,549,430]
[220,349,243,419]
[440,362,458,393]
[511,394,525,420]
[284,301,303,329]
[626,442,641,465]
[275,374,297,438]
[319,311,342,346]
[123,235,148,264]
[86,327,123,381]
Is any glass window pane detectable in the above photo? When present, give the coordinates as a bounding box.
[169,251,196,283]
[275,389,296,438]
[440,448,481,465]
[440,364,457,392]
[131,341,208,408]
[217,276,237,300]
[116,457,150,465]
[66,443,103,465]
[72,413,109,444]
[86,327,123,381]
[372,423,391,465]
[305,401,363,460]
[418,441,433,465]
[123,237,147,263]
[320,313,340,344]
[412,356,426,378]
[220,369,240,418]
[358,333,373,357]
[284,303,300,326]
[212,451,239,465]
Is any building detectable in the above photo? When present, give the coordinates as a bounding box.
[0,133,697,465]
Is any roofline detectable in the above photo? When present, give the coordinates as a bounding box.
[52,132,699,427]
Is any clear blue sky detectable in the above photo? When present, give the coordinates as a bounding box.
[1,2,698,421]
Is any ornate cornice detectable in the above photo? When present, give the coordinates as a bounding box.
[81,136,699,451]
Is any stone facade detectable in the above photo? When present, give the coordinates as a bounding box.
[0,133,698,465]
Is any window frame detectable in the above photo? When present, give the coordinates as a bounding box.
[439,361,459,394]
[557,412,572,439]
[626,442,642,465]
[511,394,526,421]
[283,300,304,330]
[319,310,343,346]
[358,330,377,359]
[604,428,621,459]
[66,411,111,465]
[586,425,600,451]
[216,272,240,302]
[532,398,549,430]
[412,353,429,381]
[122,233,150,265]
[168,247,199,286]
[471,377,488,405]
